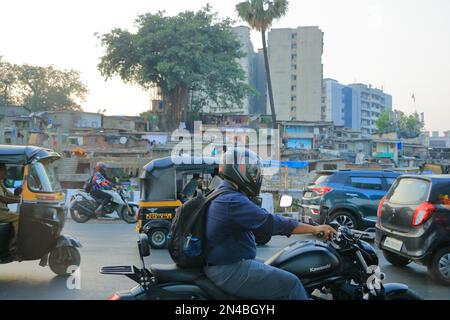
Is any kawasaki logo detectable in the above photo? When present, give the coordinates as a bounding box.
[310,264,331,273]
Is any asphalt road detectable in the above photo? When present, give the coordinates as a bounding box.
[0,220,448,300]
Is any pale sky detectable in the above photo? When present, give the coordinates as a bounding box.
[1,0,449,132]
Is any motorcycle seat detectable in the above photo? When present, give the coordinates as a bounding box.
[151,264,204,283]
[150,264,239,300]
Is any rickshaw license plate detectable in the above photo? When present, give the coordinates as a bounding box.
[145,213,173,219]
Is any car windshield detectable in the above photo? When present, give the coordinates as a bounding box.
[28,159,61,193]
[387,178,430,205]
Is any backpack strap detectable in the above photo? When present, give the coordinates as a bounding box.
[205,187,235,204]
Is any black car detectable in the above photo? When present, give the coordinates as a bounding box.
[301,170,401,231]
[376,175,450,286]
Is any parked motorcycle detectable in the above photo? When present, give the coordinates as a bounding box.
[100,195,421,300]
[69,186,138,224]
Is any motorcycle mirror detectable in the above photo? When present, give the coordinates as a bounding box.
[138,234,150,258]
[279,195,293,208]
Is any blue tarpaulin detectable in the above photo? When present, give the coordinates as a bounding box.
[262,160,309,169]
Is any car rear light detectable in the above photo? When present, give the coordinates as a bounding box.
[311,209,320,215]
[377,196,386,218]
[108,293,121,300]
[311,186,333,196]
[412,202,436,226]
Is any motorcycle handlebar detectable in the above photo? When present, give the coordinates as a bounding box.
[299,215,354,243]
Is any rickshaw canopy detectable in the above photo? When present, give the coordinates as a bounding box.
[142,156,220,178]
[0,145,61,165]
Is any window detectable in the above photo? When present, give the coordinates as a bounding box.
[387,178,430,205]
[291,96,297,101]
[292,75,297,81]
[292,64,297,70]
[291,54,297,61]
[28,160,61,193]
[291,85,297,91]
[350,177,383,190]
[291,33,297,39]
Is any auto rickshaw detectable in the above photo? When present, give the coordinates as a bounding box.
[0,145,82,276]
[136,156,221,249]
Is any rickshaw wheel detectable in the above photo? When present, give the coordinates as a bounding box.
[148,228,168,249]
[48,247,81,276]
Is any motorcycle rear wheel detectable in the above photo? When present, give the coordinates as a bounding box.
[69,206,91,223]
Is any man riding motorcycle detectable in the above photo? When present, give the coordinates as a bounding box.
[90,162,114,215]
[204,148,336,300]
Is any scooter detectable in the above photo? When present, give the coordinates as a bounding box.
[101,195,421,300]
[68,186,138,224]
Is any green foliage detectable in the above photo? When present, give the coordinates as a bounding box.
[236,0,289,32]
[0,57,87,111]
[236,0,289,129]
[376,110,424,137]
[98,6,253,130]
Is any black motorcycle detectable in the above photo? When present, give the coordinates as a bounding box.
[101,195,421,300]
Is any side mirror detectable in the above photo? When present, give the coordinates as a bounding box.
[138,233,150,258]
[279,195,293,208]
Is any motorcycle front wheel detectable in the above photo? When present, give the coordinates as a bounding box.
[386,289,422,300]
[120,204,138,224]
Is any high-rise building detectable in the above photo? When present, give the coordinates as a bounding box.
[267,27,324,122]
[322,79,392,135]
[349,83,392,135]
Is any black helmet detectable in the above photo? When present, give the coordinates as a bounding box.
[95,162,109,175]
[219,148,262,197]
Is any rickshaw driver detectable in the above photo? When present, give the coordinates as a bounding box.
[0,163,21,252]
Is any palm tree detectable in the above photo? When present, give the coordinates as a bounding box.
[236,0,289,129]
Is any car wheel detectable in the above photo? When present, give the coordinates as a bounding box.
[148,228,168,249]
[383,250,412,267]
[428,246,450,286]
[330,211,359,230]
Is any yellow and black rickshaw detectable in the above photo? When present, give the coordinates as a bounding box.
[136,156,221,249]
[0,145,82,276]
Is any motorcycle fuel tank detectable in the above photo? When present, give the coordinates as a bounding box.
[266,241,341,283]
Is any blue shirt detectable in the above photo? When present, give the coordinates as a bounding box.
[205,180,299,265]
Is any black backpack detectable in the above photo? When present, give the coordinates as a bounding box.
[167,188,233,269]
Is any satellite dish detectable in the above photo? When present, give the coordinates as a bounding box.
[119,137,128,145]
